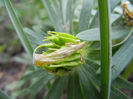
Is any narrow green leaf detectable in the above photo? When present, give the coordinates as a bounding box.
[78,0,92,32]
[111,86,130,99]
[0,91,9,99]
[24,28,46,40]
[67,72,83,99]
[4,0,33,58]
[80,61,100,84]
[89,12,98,28]
[122,60,133,79]
[24,28,45,45]
[89,0,121,28]
[66,0,74,33]
[79,68,100,99]
[113,76,133,90]
[19,74,53,97]
[61,0,68,24]
[112,34,133,80]
[42,0,62,32]
[45,77,67,99]
[28,75,53,97]
[84,59,131,98]
[20,69,47,80]
[110,0,120,11]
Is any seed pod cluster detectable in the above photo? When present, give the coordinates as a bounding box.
[33,31,86,76]
[121,1,133,25]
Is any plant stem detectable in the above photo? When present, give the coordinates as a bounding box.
[4,0,33,59]
[98,0,112,99]
[122,59,133,79]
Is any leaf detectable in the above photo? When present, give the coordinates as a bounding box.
[89,12,98,28]
[76,26,130,41]
[111,86,130,99]
[45,76,67,99]
[122,60,133,79]
[42,0,63,32]
[83,59,130,99]
[20,69,47,80]
[113,76,133,90]
[111,14,121,24]
[82,59,100,84]
[24,28,45,45]
[61,0,68,24]
[112,33,133,80]
[4,0,33,58]
[110,0,121,11]
[79,67,100,99]
[67,71,83,99]
[89,0,121,28]
[19,74,53,97]
[78,0,93,32]
[0,91,9,99]
[65,0,74,33]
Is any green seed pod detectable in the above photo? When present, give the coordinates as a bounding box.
[33,31,86,76]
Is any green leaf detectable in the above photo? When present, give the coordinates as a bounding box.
[19,74,53,97]
[78,0,92,32]
[4,0,33,58]
[83,59,131,99]
[0,91,9,99]
[20,69,47,80]
[112,34,133,80]
[82,59,100,84]
[122,60,133,79]
[24,28,45,45]
[111,86,130,99]
[66,0,74,33]
[89,12,98,28]
[45,76,67,99]
[89,0,121,28]
[42,0,63,32]
[110,0,120,11]
[113,76,133,90]
[79,67,100,99]
[67,72,83,99]
[61,0,68,24]
[76,25,129,41]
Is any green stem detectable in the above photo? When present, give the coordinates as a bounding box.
[122,59,133,79]
[4,0,33,59]
[98,0,112,99]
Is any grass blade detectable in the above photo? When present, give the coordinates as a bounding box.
[98,0,112,98]
[4,0,33,58]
